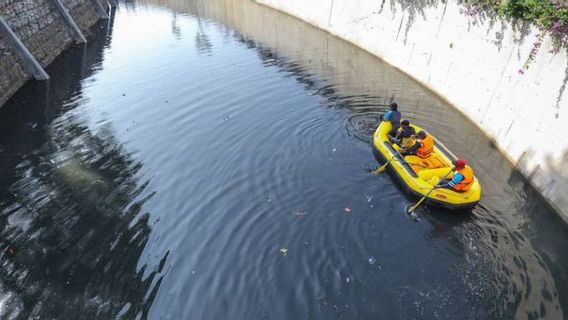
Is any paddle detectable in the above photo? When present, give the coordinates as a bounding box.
[407,168,453,218]
[373,153,397,174]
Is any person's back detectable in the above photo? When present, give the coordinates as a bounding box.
[416,132,433,158]
[401,130,432,158]
[386,110,401,124]
[395,120,416,148]
[383,102,401,137]
[438,159,474,191]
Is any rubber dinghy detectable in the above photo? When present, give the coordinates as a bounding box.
[373,121,481,210]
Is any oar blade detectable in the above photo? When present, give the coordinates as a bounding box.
[404,204,420,221]
[373,164,387,175]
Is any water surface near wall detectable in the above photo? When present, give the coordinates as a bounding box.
[0,0,567,319]
[256,0,568,223]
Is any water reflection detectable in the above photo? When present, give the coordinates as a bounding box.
[137,0,566,318]
[195,18,213,55]
[0,15,165,319]
[0,0,566,319]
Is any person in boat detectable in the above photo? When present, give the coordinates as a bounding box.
[437,159,475,192]
[382,102,401,137]
[400,130,433,159]
[390,119,416,148]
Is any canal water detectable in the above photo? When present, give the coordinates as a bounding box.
[1,0,567,319]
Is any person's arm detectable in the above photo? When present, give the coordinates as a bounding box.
[395,128,403,140]
[448,173,464,188]
[437,171,463,188]
[404,140,420,153]
[383,111,393,121]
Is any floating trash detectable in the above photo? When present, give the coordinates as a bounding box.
[279,248,288,255]
[27,123,39,131]
[344,207,352,213]
[368,257,376,265]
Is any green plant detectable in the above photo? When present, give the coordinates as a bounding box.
[466,0,568,70]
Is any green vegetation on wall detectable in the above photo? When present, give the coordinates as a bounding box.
[468,0,568,70]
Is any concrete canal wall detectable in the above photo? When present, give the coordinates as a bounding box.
[0,0,111,106]
[256,0,568,222]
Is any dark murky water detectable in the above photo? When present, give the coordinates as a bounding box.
[1,0,567,319]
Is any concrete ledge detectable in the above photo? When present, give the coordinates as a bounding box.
[256,0,568,222]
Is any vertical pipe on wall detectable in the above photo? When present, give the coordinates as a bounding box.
[106,4,117,46]
[91,0,110,19]
[50,0,88,43]
[0,16,49,80]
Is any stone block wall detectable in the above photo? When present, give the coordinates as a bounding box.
[0,0,103,106]
[64,0,100,31]
[0,31,27,106]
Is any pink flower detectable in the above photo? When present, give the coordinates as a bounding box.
[467,4,480,16]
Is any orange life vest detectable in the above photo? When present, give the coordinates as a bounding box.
[454,166,474,191]
[416,134,433,158]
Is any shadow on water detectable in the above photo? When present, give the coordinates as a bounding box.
[506,169,568,315]
[0,13,165,319]
[1,0,567,319]
[173,0,567,318]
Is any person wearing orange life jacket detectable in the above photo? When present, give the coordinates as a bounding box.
[400,130,433,158]
[437,159,475,191]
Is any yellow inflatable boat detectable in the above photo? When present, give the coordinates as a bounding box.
[373,121,481,210]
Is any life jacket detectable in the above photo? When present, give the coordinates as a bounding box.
[396,126,416,148]
[401,136,416,149]
[416,134,433,158]
[454,165,474,191]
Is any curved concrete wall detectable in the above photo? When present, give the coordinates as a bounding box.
[256,0,568,221]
